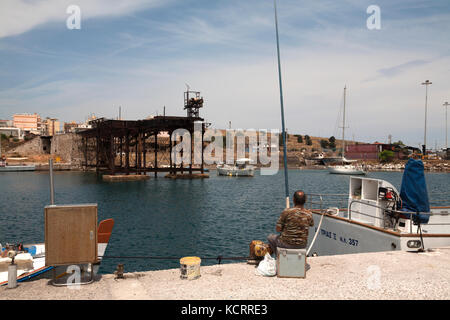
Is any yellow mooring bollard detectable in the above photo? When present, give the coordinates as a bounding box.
[180,256,201,280]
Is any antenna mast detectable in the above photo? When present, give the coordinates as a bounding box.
[273,0,290,208]
[341,86,347,160]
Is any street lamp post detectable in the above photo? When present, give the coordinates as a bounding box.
[421,80,432,157]
[444,101,449,151]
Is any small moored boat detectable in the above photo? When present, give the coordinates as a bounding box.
[327,86,366,175]
[307,159,450,256]
[328,164,366,175]
[217,158,255,177]
[0,218,114,286]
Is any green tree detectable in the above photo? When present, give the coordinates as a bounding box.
[379,150,395,162]
[392,140,404,146]
[320,139,329,149]
[304,135,312,146]
[392,140,406,152]
[296,135,303,143]
[328,136,336,150]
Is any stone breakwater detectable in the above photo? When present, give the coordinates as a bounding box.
[365,161,449,172]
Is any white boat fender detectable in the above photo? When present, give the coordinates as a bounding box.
[326,207,339,216]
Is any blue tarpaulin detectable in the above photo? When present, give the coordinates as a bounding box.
[400,158,430,224]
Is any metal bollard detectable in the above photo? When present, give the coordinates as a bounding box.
[8,264,18,289]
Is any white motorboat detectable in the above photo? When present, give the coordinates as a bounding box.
[306,161,449,256]
[217,158,255,177]
[305,153,325,166]
[0,218,114,286]
[328,164,366,175]
[327,86,366,175]
[0,162,36,172]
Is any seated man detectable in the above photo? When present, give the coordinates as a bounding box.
[268,190,314,256]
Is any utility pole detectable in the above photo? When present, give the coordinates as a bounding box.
[421,80,432,157]
[444,101,449,151]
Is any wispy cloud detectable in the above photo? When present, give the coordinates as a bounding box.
[0,0,166,38]
[1,0,450,148]
[377,59,429,77]
[362,59,431,82]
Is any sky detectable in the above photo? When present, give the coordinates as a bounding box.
[0,0,449,149]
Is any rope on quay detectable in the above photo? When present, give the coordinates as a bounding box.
[98,255,251,265]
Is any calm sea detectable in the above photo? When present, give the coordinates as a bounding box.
[0,169,448,274]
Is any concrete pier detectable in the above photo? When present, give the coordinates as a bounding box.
[164,173,209,179]
[102,175,150,182]
[1,248,449,300]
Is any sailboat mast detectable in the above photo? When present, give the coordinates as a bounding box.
[342,85,346,160]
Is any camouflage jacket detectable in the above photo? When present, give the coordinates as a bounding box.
[277,207,314,246]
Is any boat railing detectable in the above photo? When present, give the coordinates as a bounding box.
[306,194,450,233]
[306,193,348,213]
[349,199,450,233]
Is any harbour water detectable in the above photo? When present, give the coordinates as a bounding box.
[0,169,448,274]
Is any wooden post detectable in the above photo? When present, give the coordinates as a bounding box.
[143,132,147,175]
[110,135,115,175]
[119,137,123,168]
[189,129,193,175]
[154,132,158,178]
[201,123,204,174]
[169,132,173,175]
[96,130,99,175]
[135,134,139,174]
[84,137,88,171]
[125,132,130,175]
[180,135,184,174]
[138,132,142,175]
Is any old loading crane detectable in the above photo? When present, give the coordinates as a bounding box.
[78,90,207,178]
[184,90,204,118]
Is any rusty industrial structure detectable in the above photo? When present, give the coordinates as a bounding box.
[78,90,206,177]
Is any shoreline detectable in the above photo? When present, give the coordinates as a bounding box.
[5,165,449,173]
[1,248,449,300]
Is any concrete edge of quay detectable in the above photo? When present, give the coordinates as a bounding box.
[1,247,449,300]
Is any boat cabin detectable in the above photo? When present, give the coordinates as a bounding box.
[348,177,400,229]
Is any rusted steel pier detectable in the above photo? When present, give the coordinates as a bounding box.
[79,115,206,177]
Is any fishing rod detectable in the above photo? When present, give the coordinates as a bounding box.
[273,0,290,208]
